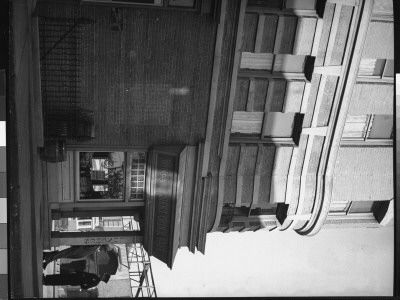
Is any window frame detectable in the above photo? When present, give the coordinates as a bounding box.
[80,0,200,11]
[238,53,315,82]
[246,0,322,18]
[230,111,304,146]
[357,58,394,83]
[341,114,393,146]
[328,200,375,216]
[74,150,147,203]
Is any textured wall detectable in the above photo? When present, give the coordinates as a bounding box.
[332,147,394,201]
[362,21,394,59]
[348,83,393,115]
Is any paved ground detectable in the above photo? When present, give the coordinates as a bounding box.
[9,0,44,297]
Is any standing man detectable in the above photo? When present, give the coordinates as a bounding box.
[43,271,110,289]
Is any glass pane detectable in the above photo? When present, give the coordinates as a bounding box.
[130,151,146,200]
[383,59,394,77]
[273,54,305,73]
[80,152,125,200]
[358,58,385,77]
[231,111,264,134]
[53,216,141,233]
[113,0,163,5]
[240,53,274,70]
[263,112,295,137]
[247,0,282,9]
[168,0,195,7]
[369,115,393,139]
[342,115,369,139]
[285,0,316,10]
[348,201,374,213]
[329,201,350,213]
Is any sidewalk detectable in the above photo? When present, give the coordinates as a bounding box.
[9,0,45,297]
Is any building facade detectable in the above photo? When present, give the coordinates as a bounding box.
[38,0,394,270]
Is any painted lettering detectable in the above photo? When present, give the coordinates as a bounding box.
[82,237,128,245]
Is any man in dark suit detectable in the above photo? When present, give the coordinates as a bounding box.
[42,271,110,289]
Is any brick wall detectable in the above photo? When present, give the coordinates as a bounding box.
[38,2,217,147]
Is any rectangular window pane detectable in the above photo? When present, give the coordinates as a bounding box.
[80,152,125,200]
[348,201,374,213]
[285,0,316,10]
[358,58,385,77]
[263,112,295,137]
[231,111,264,134]
[130,151,146,200]
[112,0,163,5]
[79,221,92,226]
[247,0,282,9]
[273,55,306,73]
[369,114,393,139]
[329,201,350,213]
[342,115,369,139]
[240,53,274,70]
[168,0,195,7]
[382,59,394,78]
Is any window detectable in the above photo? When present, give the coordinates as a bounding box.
[285,0,316,10]
[130,152,146,200]
[348,201,374,214]
[382,60,394,78]
[78,151,146,201]
[369,115,393,139]
[273,54,307,73]
[101,219,123,227]
[76,219,93,229]
[247,0,318,14]
[240,53,274,71]
[329,200,351,213]
[329,200,375,214]
[81,0,198,9]
[80,221,92,226]
[168,0,195,7]
[262,112,298,138]
[342,114,393,143]
[247,0,283,9]
[262,112,304,145]
[230,111,304,145]
[239,53,315,81]
[81,0,163,5]
[358,59,393,80]
[231,111,264,135]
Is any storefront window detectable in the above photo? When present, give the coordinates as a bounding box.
[78,151,147,201]
[80,152,126,200]
[130,151,146,200]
